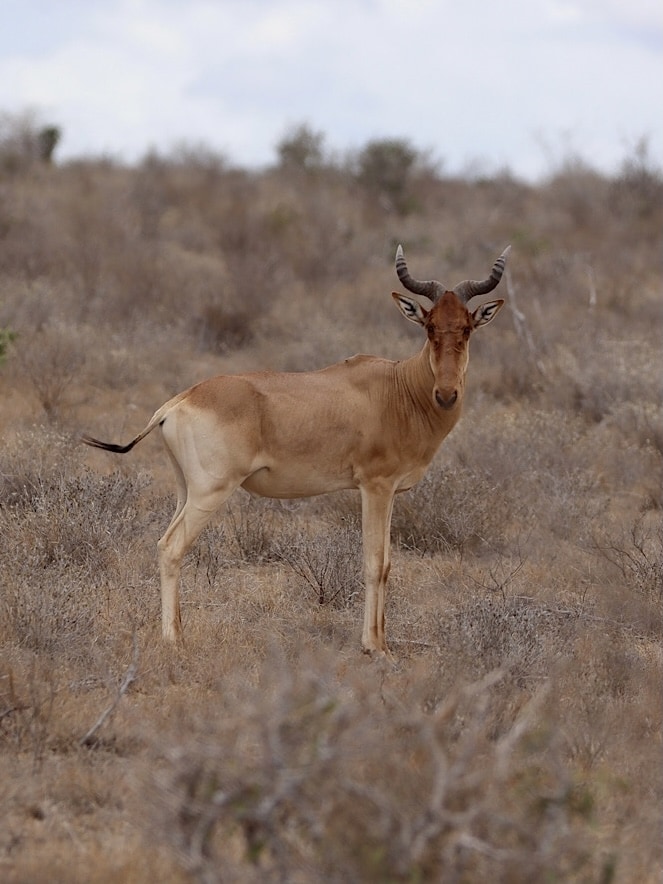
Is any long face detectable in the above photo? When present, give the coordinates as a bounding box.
[425,292,473,409]
[393,289,504,412]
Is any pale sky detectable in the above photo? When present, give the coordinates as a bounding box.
[1,0,661,179]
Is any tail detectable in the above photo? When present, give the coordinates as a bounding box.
[81,392,187,455]
[81,434,144,454]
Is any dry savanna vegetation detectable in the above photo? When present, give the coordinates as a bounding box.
[0,118,662,882]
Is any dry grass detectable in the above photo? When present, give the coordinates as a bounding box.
[0,144,661,882]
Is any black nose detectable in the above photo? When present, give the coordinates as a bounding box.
[435,389,458,409]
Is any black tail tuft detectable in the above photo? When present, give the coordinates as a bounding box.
[81,434,137,454]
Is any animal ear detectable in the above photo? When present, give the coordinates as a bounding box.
[392,292,428,326]
[472,299,504,328]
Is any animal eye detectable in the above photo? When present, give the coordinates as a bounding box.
[463,327,471,339]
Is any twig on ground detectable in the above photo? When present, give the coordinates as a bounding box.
[80,634,139,747]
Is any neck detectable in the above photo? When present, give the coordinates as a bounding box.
[394,344,463,436]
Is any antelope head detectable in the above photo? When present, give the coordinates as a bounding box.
[392,245,509,410]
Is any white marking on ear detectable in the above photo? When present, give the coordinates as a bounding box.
[392,292,428,326]
[472,298,505,328]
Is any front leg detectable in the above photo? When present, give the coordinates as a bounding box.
[360,484,395,655]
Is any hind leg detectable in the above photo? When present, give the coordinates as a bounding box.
[157,481,239,642]
[164,445,188,523]
[157,447,191,641]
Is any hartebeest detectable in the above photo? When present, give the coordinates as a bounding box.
[82,245,509,654]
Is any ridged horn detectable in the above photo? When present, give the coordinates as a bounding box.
[453,246,511,304]
[395,245,445,302]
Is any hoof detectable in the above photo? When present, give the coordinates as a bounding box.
[162,627,185,649]
[362,645,395,663]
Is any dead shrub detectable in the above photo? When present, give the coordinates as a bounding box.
[146,653,600,884]
[0,461,150,653]
[1,570,102,657]
[193,304,254,353]
[12,321,86,420]
[0,466,149,571]
[189,502,363,609]
[392,461,511,556]
[275,521,363,608]
[222,496,284,565]
[450,406,605,543]
[556,626,663,790]
[549,336,661,425]
[610,136,663,221]
[187,523,230,591]
[433,594,580,686]
[543,159,610,231]
[0,426,73,499]
[0,662,58,767]
[590,515,663,636]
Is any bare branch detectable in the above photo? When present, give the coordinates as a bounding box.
[80,635,139,747]
[504,267,547,377]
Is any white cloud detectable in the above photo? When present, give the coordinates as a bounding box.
[0,0,660,176]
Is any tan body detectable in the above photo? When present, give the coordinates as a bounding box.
[82,246,508,654]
